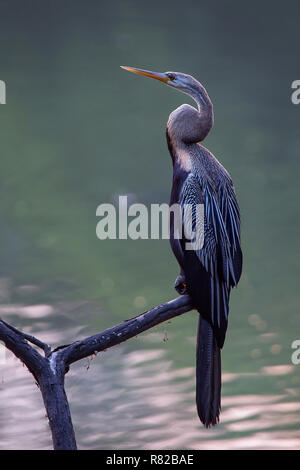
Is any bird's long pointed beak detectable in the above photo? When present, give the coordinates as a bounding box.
[120,66,169,83]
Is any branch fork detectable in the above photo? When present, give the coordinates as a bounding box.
[0,295,194,450]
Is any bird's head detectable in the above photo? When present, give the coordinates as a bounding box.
[121,66,202,97]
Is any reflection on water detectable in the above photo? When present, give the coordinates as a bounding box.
[0,292,299,450]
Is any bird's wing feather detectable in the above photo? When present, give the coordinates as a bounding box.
[178,173,242,347]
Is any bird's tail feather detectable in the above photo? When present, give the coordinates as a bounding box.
[196,315,221,427]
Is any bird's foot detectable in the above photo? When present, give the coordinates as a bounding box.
[174,273,188,295]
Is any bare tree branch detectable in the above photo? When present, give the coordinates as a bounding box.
[0,317,51,357]
[0,295,195,450]
[0,318,46,381]
[0,318,76,449]
[59,294,194,366]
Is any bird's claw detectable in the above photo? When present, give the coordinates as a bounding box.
[174,274,188,295]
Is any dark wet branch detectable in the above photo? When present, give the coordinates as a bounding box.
[0,318,47,380]
[0,295,195,450]
[59,294,194,366]
[0,317,51,357]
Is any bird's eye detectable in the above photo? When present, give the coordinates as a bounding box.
[167,73,175,81]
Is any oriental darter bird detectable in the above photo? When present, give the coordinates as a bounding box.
[121,66,242,427]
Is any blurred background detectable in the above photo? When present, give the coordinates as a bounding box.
[0,0,299,450]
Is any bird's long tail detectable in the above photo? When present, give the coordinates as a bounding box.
[196,315,221,427]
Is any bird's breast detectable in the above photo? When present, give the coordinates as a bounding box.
[170,163,190,206]
[166,127,192,172]
[174,146,192,172]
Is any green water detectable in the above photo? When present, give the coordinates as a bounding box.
[0,0,299,449]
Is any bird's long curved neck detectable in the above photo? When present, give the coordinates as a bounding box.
[167,81,214,147]
[187,82,214,141]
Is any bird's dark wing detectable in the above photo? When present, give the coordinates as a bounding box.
[179,173,242,347]
[217,181,243,286]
